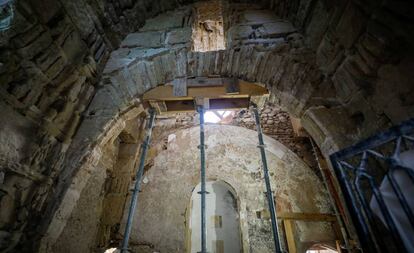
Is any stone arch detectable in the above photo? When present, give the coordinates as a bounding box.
[33,1,414,252]
[38,105,146,252]
[34,5,337,250]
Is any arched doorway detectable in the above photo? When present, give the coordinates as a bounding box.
[188,181,242,253]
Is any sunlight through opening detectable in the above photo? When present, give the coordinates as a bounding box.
[204,110,233,123]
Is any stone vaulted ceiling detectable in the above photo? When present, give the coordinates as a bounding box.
[0,0,413,252]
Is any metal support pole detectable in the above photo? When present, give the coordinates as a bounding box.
[197,106,207,253]
[251,105,283,253]
[309,138,351,251]
[121,109,156,253]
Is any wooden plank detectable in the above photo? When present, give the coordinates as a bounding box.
[143,80,268,101]
[187,77,223,87]
[250,94,268,108]
[209,97,250,110]
[149,101,167,114]
[215,240,224,253]
[278,212,336,222]
[336,240,343,253]
[211,215,223,228]
[165,100,195,112]
[284,220,297,253]
[173,78,187,97]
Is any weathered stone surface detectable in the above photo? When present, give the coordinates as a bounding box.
[262,21,296,36]
[166,27,192,45]
[243,9,280,23]
[121,31,164,48]
[121,125,332,253]
[1,1,413,252]
[140,8,191,31]
[335,2,367,49]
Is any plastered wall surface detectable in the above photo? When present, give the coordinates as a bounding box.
[121,125,334,253]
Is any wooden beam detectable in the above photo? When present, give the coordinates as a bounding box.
[278,212,337,222]
[187,77,223,87]
[336,240,343,253]
[284,220,297,253]
[149,101,167,114]
[143,80,268,101]
[165,100,195,112]
[209,97,250,110]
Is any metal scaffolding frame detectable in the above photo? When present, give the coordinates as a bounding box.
[121,109,156,253]
[252,104,283,253]
[120,106,283,252]
[197,106,208,253]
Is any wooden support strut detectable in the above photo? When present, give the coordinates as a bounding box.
[279,212,339,253]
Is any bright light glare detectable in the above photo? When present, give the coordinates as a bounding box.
[204,111,221,123]
[204,110,233,123]
[104,248,118,253]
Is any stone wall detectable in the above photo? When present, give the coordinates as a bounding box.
[149,104,319,178]
[0,0,413,252]
[120,125,333,253]
[51,139,118,253]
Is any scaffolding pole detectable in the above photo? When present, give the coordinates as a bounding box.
[252,105,283,253]
[121,109,156,253]
[197,106,207,253]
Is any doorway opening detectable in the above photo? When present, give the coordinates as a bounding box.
[188,181,242,253]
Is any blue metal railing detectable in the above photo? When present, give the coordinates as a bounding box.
[330,118,414,253]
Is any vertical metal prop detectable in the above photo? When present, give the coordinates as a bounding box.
[252,105,282,253]
[197,106,207,253]
[309,138,351,251]
[121,109,156,253]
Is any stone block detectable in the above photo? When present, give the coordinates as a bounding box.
[166,27,192,45]
[60,0,95,38]
[316,35,344,75]
[61,31,88,65]
[372,55,414,123]
[121,31,164,48]
[242,10,279,24]
[332,57,372,103]
[128,47,169,60]
[45,56,67,80]
[262,22,296,37]
[228,25,254,40]
[304,0,330,50]
[11,25,45,48]
[335,2,368,49]
[16,32,53,59]
[140,8,190,31]
[30,0,62,23]
[301,106,357,153]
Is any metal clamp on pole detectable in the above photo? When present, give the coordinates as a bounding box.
[251,103,283,253]
[197,106,208,253]
[120,108,156,253]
